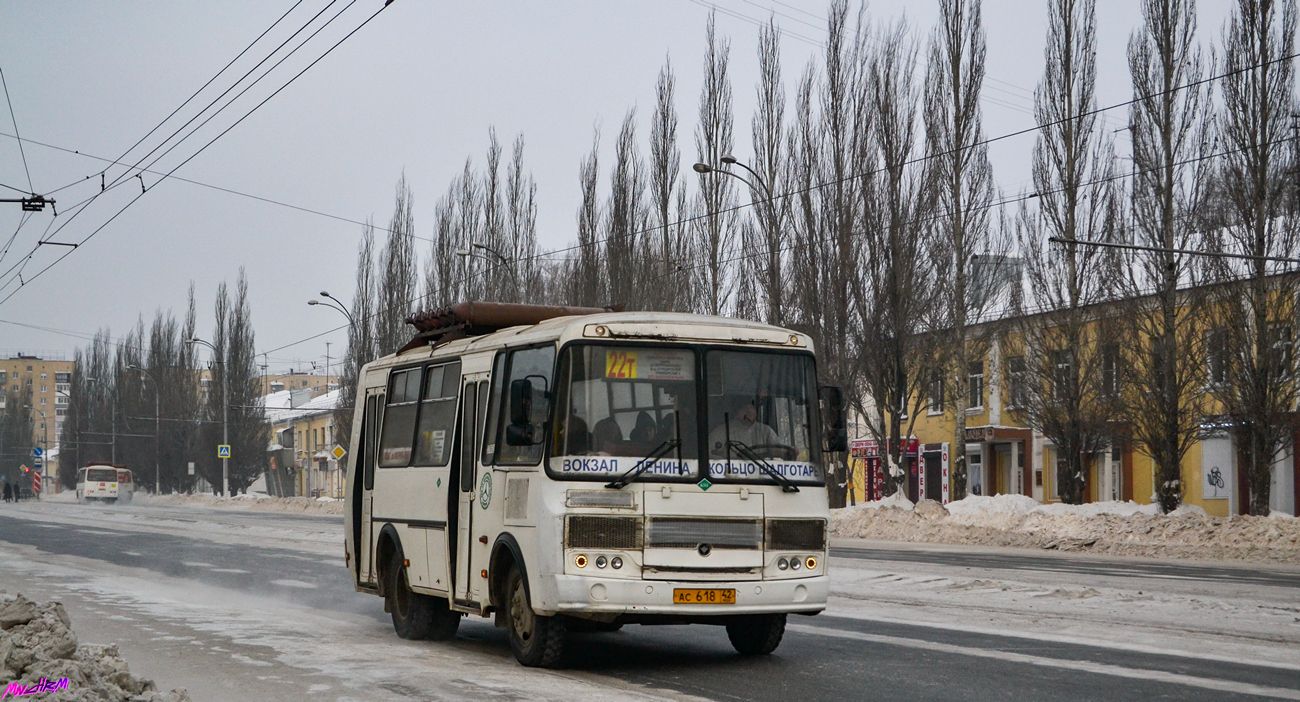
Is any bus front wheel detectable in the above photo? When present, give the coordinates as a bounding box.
[726,613,786,656]
[504,564,565,667]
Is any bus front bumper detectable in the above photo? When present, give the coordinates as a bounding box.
[543,574,828,617]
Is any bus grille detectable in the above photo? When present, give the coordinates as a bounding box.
[765,518,826,551]
[565,516,643,550]
[645,518,763,550]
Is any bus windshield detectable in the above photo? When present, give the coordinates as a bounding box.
[551,345,699,481]
[87,468,117,482]
[705,350,824,485]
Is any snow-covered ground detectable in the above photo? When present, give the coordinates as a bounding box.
[47,489,346,516]
[3,498,1298,700]
[831,495,1300,564]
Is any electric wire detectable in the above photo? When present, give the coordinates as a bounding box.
[0,66,33,193]
[0,0,394,305]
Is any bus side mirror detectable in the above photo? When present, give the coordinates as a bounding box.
[820,385,848,453]
[505,379,542,447]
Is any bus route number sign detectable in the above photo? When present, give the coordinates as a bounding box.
[606,350,637,379]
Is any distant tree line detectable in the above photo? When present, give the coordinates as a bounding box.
[339,0,1298,514]
[57,271,264,495]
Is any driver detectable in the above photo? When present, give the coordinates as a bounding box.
[708,400,782,457]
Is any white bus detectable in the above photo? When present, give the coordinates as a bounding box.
[77,464,132,503]
[344,303,846,667]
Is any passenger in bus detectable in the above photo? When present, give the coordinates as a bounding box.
[629,411,659,450]
[556,409,591,455]
[592,417,624,455]
[708,400,787,458]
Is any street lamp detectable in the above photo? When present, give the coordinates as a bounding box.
[310,291,356,327]
[455,244,518,297]
[24,404,46,497]
[186,337,228,497]
[86,377,116,463]
[127,365,160,494]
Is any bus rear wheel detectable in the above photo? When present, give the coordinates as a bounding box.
[425,595,461,641]
[504,564,565,667]
[726,613,786,656]
[387,550,433,640]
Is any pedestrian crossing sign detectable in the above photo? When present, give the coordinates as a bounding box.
[217,445,231,458]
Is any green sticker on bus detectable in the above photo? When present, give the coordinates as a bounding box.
[479,473,493,510]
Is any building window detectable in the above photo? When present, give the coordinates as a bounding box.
[1206,329,1229,387]
[40,385,46,393]
[56,408,67,417]
[968,362,984,409]
[927,369,945,414]
[1270,323,1293,377]
[201,378,212,388]
[40,398,46,405]
[1051,350,1073,402]
[40,373,47,380]
[1006,356,1026,408]
[1101,344,1120,397]
[0,371,6,383]
[55,372,70,383]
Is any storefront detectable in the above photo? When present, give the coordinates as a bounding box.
[851,438,921,502]
[964,426,1034,499]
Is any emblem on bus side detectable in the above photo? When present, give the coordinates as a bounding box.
[479,473,492,510]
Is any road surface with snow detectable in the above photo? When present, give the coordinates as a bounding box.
[1,499,1297,701]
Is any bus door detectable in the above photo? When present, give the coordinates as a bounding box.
[453,375,487,607]
[356,391,382,586]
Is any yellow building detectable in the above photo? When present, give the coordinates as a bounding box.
[904,310,1297,518]
[264,389,342,498]
[1,353,75,488]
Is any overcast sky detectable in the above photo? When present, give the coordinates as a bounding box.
[0,0,1240,372]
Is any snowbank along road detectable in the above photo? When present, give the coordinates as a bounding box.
[1,498,1298,701]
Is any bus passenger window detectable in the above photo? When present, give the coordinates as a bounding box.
[379,368,422,467]
[496,345,555,466]
[481,353,507,465]
[414,362,461,466]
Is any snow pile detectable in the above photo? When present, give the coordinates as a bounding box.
[831,496,1300,564]
[132,492,345,516]
[0,593,189,701]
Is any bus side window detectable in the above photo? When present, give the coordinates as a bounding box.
[460,383,478,491]
[496,345,556,466]
[476,380,489,462]
[379,369,422,467]
[481,353,507,466]
[361,394,378,491]
[414,361,461,466]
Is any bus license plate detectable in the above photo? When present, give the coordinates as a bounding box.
[673,588,735,604]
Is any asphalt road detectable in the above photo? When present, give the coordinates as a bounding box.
[2,505,1297,702]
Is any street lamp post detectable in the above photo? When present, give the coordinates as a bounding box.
[694,155,780,320]
[25,405,46,497]
[186,338,228,497]
[309,291,357,327]
[127,365,160,494]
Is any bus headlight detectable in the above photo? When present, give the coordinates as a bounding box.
[790,558,801,571]
[777,558,789,570]
[595,556,608,569]
[611,557,623,569]
[575,555,588,568]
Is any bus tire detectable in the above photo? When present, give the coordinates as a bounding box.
[504,564,565,667]
[726,613,786,656]
[386,550,432,640]
[425,597,461,641]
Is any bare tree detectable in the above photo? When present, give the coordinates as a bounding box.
[606,109,646,309]
[573,130,604,308]
[693,12,739,316]
[337,223,377,457]
[648,58,688,312]
[924,0,1002,500]
[855,19,940,499]
[375,176,418,356]
[1118,0,1215,513]
[1211,0,1299,516]
[751,17,788,325]
[505,134,540,302]
[1014,0,1122,504]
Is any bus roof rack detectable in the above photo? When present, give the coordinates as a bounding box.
[401,301,623,353]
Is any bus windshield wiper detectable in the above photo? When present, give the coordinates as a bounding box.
[606,439,681,490]
[728,440,799,493]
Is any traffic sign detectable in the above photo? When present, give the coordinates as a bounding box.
[32,447,43,457]
[33,459,42,470]
[217,445,231,459]
[19,464,28,473]
[331,445,346,460]
[31,472,41,493]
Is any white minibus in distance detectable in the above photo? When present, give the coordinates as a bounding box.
[77,464,132,503]
[344,302,847,667]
